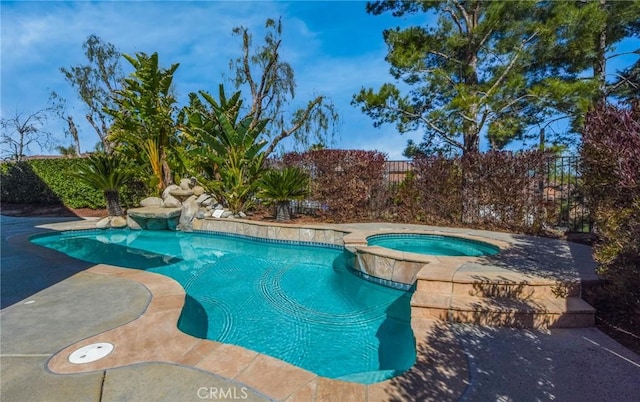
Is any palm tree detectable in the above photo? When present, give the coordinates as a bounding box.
[72,153,135,216]
[259,167,310,221]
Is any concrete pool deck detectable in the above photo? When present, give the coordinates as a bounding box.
[1,216,639,401]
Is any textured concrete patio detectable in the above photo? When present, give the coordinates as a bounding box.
[1,216,639,401]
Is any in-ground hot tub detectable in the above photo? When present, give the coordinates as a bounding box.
[367,233,500,257]
[343,231,506,288]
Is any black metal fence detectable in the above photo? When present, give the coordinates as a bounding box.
[290,155,593,233]
[380,156,593,233]
[539,155,593,232]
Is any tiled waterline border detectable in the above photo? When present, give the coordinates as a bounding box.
[341,229,509,288]
[193,218,509,290]
[193,217,349,246]
[43,218,485,400]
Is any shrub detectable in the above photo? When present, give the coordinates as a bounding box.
[0,157,147,209]
[397,156,462,224]
[71,153,137,216]
[461,151,553,232]
[284,149,387,221]
[581,102,640,328]
[258,167,310,221]
[389,150,553,232]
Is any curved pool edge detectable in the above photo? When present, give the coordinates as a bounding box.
[36,217,596,399]
[342,229,511,287]
[40,218,537,400]
[46,263,470,401]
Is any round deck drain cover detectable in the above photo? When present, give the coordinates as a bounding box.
[69,343,114,364]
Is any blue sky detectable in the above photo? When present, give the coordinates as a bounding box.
[1,1,637,159]
[1,0,427,159]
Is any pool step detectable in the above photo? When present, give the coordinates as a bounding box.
[416,277,581,300]
[416,268,581,300]
[410,291,595,328]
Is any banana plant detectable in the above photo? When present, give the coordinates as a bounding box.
[180,85,269,213]
[105,52,181,193]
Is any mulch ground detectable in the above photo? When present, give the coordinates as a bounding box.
[0,204,107,218]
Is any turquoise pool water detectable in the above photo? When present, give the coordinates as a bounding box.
[31,229,416,383]
[367,233,499,256]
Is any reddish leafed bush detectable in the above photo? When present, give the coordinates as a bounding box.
[284,149,556,232]
[460,151,554,231]
[581,102,640,325]
[389,150,553,232]
[391,157,462,224]
[284,149,386,221]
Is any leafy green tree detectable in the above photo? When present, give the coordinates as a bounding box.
[229,18,339,156]
[72,153,135,216]
[353,1,623,154]
[589,0,640,101]
[106,52,180,192]
[61,35,123,153]
[259,167,310,221]
[181,85,268,213]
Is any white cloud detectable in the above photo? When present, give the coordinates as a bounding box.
[0,1,412,157]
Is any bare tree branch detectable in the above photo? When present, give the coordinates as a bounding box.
[1,109,56,161]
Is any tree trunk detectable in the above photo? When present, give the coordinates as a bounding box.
[275,201,291,221]
[104,190,124,216]
[66,116,81,156]
[16,139,24,162]
[161,148,173,188]
[594,0,608,102]
[86,113,111,153]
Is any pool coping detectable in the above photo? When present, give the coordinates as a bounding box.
[46,264,469,401]
[42,219,475,401]
[343,229,511,288]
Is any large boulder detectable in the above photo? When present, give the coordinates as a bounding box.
[179,178,194,190]
[162,185,181,200]
[96,216,112,229]
[178,195,199,231]
[192,186,205,196]
[140,197,163,207]
[127,215,143,230]
[95,216,127,229]
[196,193,211,205]
[163,195,182,208]
[110,216,128,228]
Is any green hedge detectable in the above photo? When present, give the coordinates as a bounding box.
[1,158,147,209]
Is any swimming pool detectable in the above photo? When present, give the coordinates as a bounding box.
[367,233,500,256]
[31,229,416,383]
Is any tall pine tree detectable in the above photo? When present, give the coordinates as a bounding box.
[353,1,638,155]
